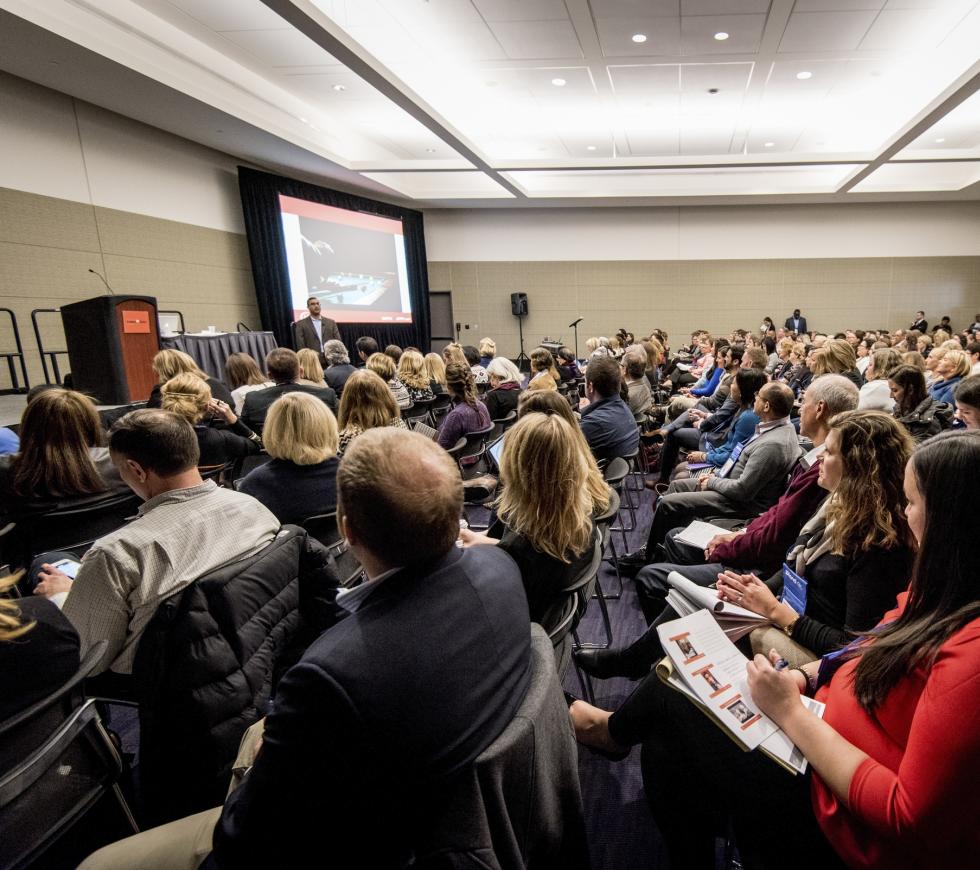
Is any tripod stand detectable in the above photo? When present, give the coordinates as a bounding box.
[515,313,530,372]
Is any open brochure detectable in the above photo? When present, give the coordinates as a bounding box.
[666,570,769,642]
[656,610,825,774]
[672,520,732,551]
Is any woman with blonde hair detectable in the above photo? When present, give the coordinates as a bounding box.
[460,412,608,627]
[225,352,273,413]
[239,393,340,524]
[902,350,927,371]
[928,347,971,405]
[0,572,80,719]
[478,337,497,368]
[526,347,560,392]
[424,352,448,395]
[366,352,411,408]
[858,347,903,411]
[442,342,468,369]
[161,373,261,466]
[148,348,233,408]
[337,369,408,456]
[397,350,436,404]
[0,388,127,518]
[436,362,491,450]
[810,338,862,387]
[296,348,327,388]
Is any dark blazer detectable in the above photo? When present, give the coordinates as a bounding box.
[240,382,337,435]
[324,363,356,395]
[208,545,532,869]
[909,318,928,333]
[292,316,340,355]
[784,315,808,334]
[484,383,521,421]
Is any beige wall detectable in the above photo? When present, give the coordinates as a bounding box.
[427,257,980,359]
[0,186,258,388]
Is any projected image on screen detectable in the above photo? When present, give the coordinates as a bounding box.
[279,194,412,324]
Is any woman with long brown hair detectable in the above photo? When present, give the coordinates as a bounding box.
[225,352,273,413]
[0,388,128,517]
[436,362,491,450]
[336,369,407,456]
[890,364,954,442]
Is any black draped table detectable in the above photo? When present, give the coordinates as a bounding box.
[160,332,278,380]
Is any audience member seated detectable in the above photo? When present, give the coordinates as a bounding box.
[785,342,812,396]
[857,348,902,411]
[80,428,534,870]
[354,335,379,365]
[397,349,436,404]
[682,343,727,399]
[953,374,980,429]
[296,348,327,388]
[32,409,279,679]
[662,332,713,392]
[855,338,875,375]
[437,363,492,450]
[484,357,523,420]
[624,382,800,571]
[526,347,560,392]
[477,337,496,368]
[463,345,489,385]
[146,349,233,409]
[928,348,971,405]
[224,352,273,414]
[337,369,408,456]
[517,388,581,425]
[770,338,795,380]
[239,393,340,525]
[622,348,655,421]
[579,356,640,463]
[365,352,411,408]
[0,388,129,521]
[424,351,449,395]
[570,430,980,870]
[968,341,980,375]
[811,338,863,388]
[556,346,580,382]
[585,336,612,360]
[0,424,18,455]
[322,339,356,394]
[240,348,337,435]
[442,342,469,371]
[384,344,402,366]
[0,572,80,720]
[161,374,261,467]
[889,364,953,442]
[460,411,608,628]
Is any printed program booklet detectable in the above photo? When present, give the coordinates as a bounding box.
[665,570,769,642]
[656,609,825,774]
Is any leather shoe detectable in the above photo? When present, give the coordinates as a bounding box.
[573,648,649,682]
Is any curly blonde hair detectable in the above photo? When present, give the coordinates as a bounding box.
[152,349,207,383]
[161,373,211,424]
[398,350,430,390]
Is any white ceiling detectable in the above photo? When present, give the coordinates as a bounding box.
[2,0,980,205]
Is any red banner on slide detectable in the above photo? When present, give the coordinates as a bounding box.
[279,195,403,235]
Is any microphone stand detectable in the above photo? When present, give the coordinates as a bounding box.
[568,317,583,360]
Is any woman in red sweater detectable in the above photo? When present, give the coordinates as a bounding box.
[572,430,980,868]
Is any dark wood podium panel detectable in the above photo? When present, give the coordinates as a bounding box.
[61,295,160,405]
[116,300,158,401]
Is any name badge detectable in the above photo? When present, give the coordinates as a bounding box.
[716,441,746,478]
[781,563,808,615]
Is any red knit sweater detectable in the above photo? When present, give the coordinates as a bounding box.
[813,591,980,868]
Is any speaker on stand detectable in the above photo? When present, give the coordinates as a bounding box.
[510,292,530,372]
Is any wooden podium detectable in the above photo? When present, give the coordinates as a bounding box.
[61,295,160,404]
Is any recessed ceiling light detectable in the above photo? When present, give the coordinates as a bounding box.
[332,84,346,92]
[764,142,775,148]
[934,137,946,143]
[551,77,566,87]
[425,148,437,153]
[714,32,729,41]
[796,71,812,80]
[586,145,597,151]
[632,33,647,43]
[299,116,308,123]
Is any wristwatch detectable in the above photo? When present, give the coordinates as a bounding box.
[782,616,800,637]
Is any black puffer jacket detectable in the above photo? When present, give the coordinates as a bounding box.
[133,525,343,824]
[896,396,954,443]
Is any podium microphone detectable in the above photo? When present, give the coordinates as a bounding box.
[88,268,115,295]
[568,317,583,328]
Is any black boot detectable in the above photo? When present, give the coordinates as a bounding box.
[574,647,650,681]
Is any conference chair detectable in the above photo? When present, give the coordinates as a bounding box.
[402,400,433,424]
[0,640,139,870]
[488,409,517,441]
[578,490,618,654]
[445,437,467,462]
[414,625,588,870]
[299,512,363,587]
[455,424,495,480]
[428,394,452,426]
[602,458,632,553]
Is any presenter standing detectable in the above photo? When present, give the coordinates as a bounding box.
[293,296,341,362]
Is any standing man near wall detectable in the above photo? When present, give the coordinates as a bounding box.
[293,296,341,362]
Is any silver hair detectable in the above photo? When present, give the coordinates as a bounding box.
[486,356,523,385]
[323,339,350,366]
[806,374,860,415]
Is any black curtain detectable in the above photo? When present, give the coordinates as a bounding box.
[237,166,431,353]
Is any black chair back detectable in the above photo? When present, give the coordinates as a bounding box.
[602,457,630,490]
[489,409,517,441]
[402,400,433,422]
[429,394,452,425]
[446,437,467,460]
[300,512,341,548]
[0,641,139,869]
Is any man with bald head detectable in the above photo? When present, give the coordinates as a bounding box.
[636,380,802,566]
[203,428,533,868]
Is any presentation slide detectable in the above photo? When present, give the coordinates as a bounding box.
[279,194,412,324]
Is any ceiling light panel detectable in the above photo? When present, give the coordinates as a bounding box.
[505,164,861,196]
[851,161,980,192]
[594,17,681,56]
[679,14,766,54]
[360,171,516,199]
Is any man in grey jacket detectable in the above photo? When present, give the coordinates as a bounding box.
[626,381,800,569]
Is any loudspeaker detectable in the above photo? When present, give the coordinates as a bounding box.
[510,292,528,316]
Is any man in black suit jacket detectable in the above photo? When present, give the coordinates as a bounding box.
[909,311,928,333]
[240,347,336,434]
[784,309,808,335]
[292,296,341,360]
[206,428,532,867]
